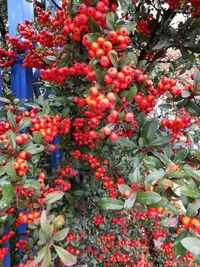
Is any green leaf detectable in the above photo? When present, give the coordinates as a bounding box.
[7,110,16,128]
[19,117,31,131]
[127,52,138,66]
[40,247,51,267]
[119,55,132,68]
[141,119,159,142]
[115,137,136,148]
[173,242,186,258]
[180,185,200,198]
[95,69,105,85]
[124,192,137,209]
[33,131,43,144]
[110,52,118,68]
[43,55,56,65]
[53,228,69,242]
[45,191,64,204]
[86,33,99,42]
[7,130,16,150]
[182,165,200,181]
[152,40,173,50]
[106,12,116,30]
[40,211,53,239]
[24,179,41,189]
[186,199,200,217]
[149,137,172,147]
[137,192,162,205]
[0,97,11,104]
[54,245,77,266]
[98,198,124,210]
[164,202,179,215]
[144,170,165,187]
[25,144,44,155]
[28,246,47,266]
[124,21,137,34]
[181,237,200,255]
[88,17,101,32]
[126,86,138,101]
[194,67,200,89]
[2,185,15,204]
[5,161,17,179]
[0,141,8,149]
[118,184,132,194]
[160,217,178,228]
[152,151,171,165]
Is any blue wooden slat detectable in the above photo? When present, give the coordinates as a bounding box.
[51,135,61,169]
[7,0,34,99]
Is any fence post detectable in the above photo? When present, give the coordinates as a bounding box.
[7,0,34,99]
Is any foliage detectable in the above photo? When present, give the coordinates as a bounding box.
[0,0,200,266]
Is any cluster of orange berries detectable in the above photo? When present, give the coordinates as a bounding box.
[13,151,29,177]
[85,87,116,110]
[180,215,200,228]
[15,211,41,226]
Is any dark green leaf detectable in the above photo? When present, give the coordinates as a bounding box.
[86,33,99,42]
[5,161,17,179]
[88,17,101,32]
[7,110,16,128]
[95,69,105,85]
[0,141,8,149]
[98,198,124,210]
[7,130,16,150]
[33,131,43,144]
[118,55,132,68]
[137,192,162,205]
[110,52,118,68]
[149,137,173,147]
[126,86,138,101]
[145,169,165,187]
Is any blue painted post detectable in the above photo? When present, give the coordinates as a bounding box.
[7,0,34,99]
[4,1,34,267]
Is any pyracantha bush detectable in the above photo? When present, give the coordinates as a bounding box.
[0,0,200,266]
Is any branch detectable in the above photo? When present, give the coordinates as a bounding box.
[51,0,62,10]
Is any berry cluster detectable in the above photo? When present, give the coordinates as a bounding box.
[15,211,41,226]
[0,231,15,244]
